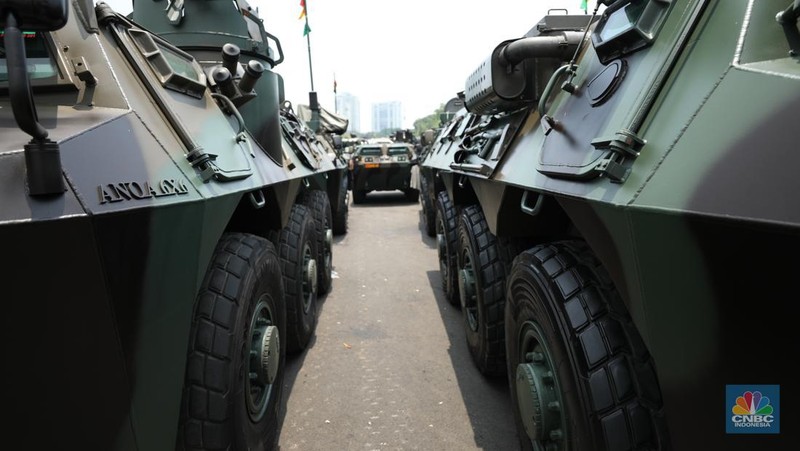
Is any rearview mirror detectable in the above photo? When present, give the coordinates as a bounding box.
[0,0,69,31]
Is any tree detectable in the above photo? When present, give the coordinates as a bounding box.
[413,103,446,136]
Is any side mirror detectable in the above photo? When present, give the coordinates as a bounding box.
[0,0,69,31]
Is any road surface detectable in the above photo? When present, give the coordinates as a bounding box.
[278,191,518,450]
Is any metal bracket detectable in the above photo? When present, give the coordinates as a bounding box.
[590,129,645,183]
[520,191,544,216]
[594,156,630,183]
[71,57,97,86]
[591,129,645,158]
[249,190,266,209]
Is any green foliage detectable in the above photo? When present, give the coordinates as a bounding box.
[413,103,446,136]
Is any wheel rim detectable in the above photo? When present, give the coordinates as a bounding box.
[247,297,279,422]
[436,215,448,280]
[458,247,478,332]
[302,242,317,312]
[324,227,333,272]
[516,320,566,451]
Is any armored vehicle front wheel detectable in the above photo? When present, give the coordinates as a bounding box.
[456,205,506,376]
[180,233,286,451]
[435,191,459,305]
[505,241,667,451]
[420,176,436,237]
[300,190,334,295]
[332,176,349,235]
[269,204,319,354]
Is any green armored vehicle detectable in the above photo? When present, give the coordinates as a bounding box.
[350,138,419,203]
[420,0,797,449]
[1,0,347,449]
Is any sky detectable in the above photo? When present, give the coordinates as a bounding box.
[99,0,588,130]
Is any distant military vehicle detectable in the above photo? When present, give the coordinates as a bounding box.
[350,140,419,203]
[420,1,798,449]
[1,0,346,448]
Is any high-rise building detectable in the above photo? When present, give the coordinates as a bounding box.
[371,101,403,133]
[335,92,361,134]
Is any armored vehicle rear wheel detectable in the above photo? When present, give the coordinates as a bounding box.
[435,191,459,305]
[506,241,666,451]
[180,233,286,451]
[404,188,420,202]
[456,205,506,375]
[353,189,367,204]
[269,204,319,354]
[420,176,436,237]
[332,176,349,235]
[300,190,333,295]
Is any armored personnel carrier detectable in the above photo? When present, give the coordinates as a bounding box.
[420,0,798,449]
[1,0,346,448]
[350,136,419,203]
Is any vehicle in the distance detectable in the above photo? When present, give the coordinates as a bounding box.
[420,1,798,449]
[350,141,419,203]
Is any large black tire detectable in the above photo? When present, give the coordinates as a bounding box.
[435,191,459,306]
[352,189,367,204]
[299,190,333,295]
[456,204,507,376]
[269,204,319,354]
[505,241,667,451]
[332,176,349,235]
[180,233,286,451]
[420,176,436,237]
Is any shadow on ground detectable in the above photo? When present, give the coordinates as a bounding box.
[425,270,518,449]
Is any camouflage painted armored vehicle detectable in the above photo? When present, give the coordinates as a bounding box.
[418,96,465,237]
[421,1,798,449]
[296,102,351,234]
[350,139,419,203]
[1,0,346,448]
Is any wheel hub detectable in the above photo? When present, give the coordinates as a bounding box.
[517,322,566,449]
[247,299,278,421]
[458,266,478,332]
[437,233,446,257]
[325,228,333,253]
[258,325,280,384]
[324,228,333,269]
[305,258,318,295]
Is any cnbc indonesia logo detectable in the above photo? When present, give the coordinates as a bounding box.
[726,385,780,434]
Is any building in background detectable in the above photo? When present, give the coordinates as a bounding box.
[371,101,403,133]
[335,92,361,133]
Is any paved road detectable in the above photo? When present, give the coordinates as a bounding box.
[278,191,518,451]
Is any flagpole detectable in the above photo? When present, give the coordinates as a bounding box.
[334,73,338,113]
[304,1,315,91]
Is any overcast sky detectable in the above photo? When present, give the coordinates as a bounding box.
[99,0,588,130]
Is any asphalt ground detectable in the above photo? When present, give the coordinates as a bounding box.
[277,191,518,451]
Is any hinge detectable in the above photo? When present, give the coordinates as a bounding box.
[591,129,645,183]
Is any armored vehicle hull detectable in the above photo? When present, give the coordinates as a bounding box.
[1,0,346,448]
[420,1,798,449]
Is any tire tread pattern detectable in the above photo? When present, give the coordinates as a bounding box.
[299,190,333,295]
[517,241,668,451]
[268,204,318,354]
[435,191,459,305]
[459,205,507,376]
[181,233,283,451]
